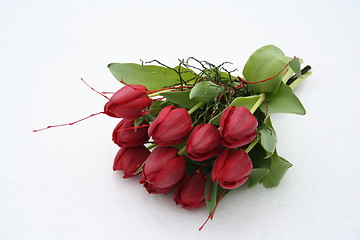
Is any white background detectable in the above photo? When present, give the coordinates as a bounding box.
[1,0,359,239]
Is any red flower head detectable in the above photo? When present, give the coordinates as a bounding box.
[112,119,149,148]
[186,124,221,161]
[174,173,207,209]
[104,84,152,119]
[140,176,175,194]
[220,106,258,148]
[113,146,150,178]
[212,148,253,189]
[148,106,192,146]
[142,146,185,190]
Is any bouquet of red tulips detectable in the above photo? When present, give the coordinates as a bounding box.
[105,45,311,227]
[35,45,311,229]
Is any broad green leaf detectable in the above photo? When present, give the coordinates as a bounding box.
[248,168,269,188]
[261,153,293,188]
[258,119,277,158]
[205,178,218,214]
[289,57,301,77]
[242,45,293,94]
[161,90,199,109]
[209,94,262,125]
[248,143,271,169]
[189,81,225,103]
[260,82,306,115]
[108,63,196,91]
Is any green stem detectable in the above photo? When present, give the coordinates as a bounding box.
[178,146,186,155]
[289,72,312,90]
[146,144,157,150]
[188,101,205,115]
[245,137,259,153]
[250,93,265,114]
[148,89,173,98]
[133,161,146,175]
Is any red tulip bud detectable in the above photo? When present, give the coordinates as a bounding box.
[220,106,258,148]
[212,148,253,189]
[104,84,152,119]
[174,173,207,209]
[140,176,175,194]
[142,146,185,189]
[186,124,221,161]
[113,146,150,178]
[148,106,192,146]
[112,119,150,147]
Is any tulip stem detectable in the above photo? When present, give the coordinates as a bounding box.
[250,93,265,114]
[188,102,205,115]
[289,71,312,90]
[133,161,146,175]
[148,89,173,98]
[178,146,186,155]
[146,144,157,150]
[245,137,259,153]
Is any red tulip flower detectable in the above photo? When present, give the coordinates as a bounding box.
[220,106,258,148]
[140,176,176,194]
[112,119,149,147]
[174,173,207,209]
[212,148,253,189]
[104,84,152,119]
[113,145,150,178]
[142,146,186,189]
[186,124,221,161]
[148,106,192,146]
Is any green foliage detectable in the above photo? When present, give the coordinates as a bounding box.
[108,63,196,90]
[259,117,277,158]
[248,144,292,188]
[189,81,225,103]
[205,178,218,214]
[160,90,199,109]
[260,82,306,115]
[261,153,293,188]
[248,168,269,188]
[243,45,297,94]
[209,94,263,125]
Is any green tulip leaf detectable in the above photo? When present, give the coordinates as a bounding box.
[259,118,277,158]
[289,57,301,77]
[205,178,218,214]
[261,153,293,188]
[242,45,294,94]
[108,63,196,91]
[248,143,271,169]
[161,90,199,109]
[189,81,225,103]
[248,168,269,188]
[260,82,306,115]
[209,94,262,125]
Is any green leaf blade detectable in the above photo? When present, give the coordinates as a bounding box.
[248,168,269,188]
[260,82,306,115]
[108,63,196,91]
[161,90,199,109]
[209,94,262,125]
[242,45,293,94]
[189,81,224,103]
[205,179,218,214]
[259,117,277,158]
[261,154,293,188]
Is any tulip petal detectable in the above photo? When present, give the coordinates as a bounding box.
[143,147,179,182]
[148,106,173,137]
[153,156,185,188]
